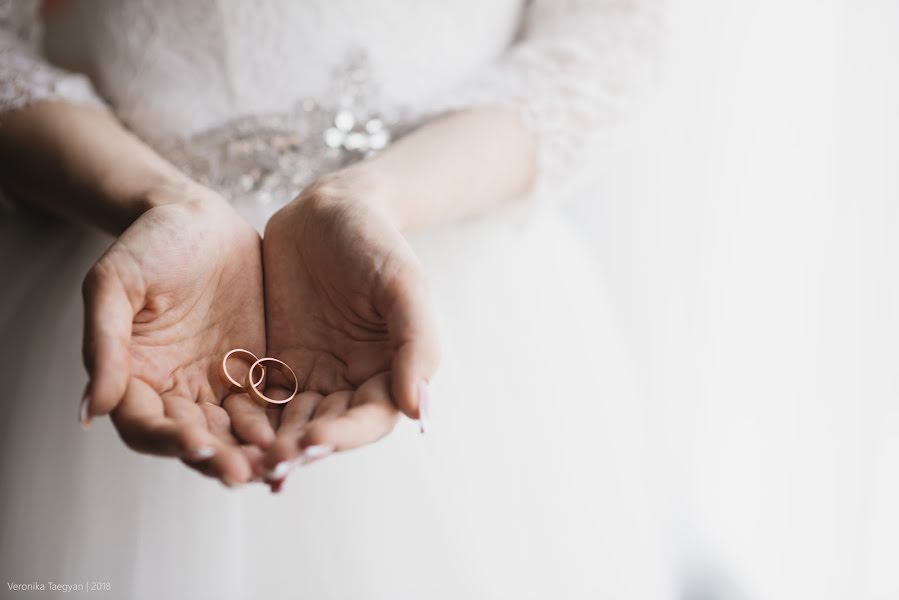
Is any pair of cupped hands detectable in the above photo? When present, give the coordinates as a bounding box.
[79,172,440,490]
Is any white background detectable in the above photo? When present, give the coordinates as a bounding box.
[570,1,899,598]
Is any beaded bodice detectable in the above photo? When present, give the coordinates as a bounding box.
[0,0,664,213]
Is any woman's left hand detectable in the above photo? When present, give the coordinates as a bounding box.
[259,172,440,484]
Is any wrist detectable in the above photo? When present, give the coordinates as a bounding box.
[98,158,226,233]
[300,165,408,231]
[137,183,256,246]
[145,178,223,210]
[121,175,230,225]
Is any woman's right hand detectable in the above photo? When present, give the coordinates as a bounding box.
[80,186,273,486]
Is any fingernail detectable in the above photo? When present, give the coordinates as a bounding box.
[299,444,335,465]
[418,380,430,435]
[265,461,291,481]
[186,446,216,462]
[79,389,92,431]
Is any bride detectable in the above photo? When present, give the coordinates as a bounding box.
[0,1,669,598]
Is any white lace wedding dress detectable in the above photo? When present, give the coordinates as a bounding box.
[0,1,670,598]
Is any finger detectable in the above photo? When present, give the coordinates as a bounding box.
[197,402,261,485]
[263,390,352,478]
[111,378,219,459]
[162,395,251,475]
[200,401,241,445]
[382,267,441,425]
[162,392,209,425]
[160,395,223,460]
[240,444,268,481]
[181,444,257,487]
[222,393,277,448]
[279,391,322,431]
[299,373,399,454]
[81,259,138,423]
[311,390,352,420]
[264,392,323,470]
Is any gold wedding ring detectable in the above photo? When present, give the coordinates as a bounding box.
[220,348,265,393]
[246,357,298,405]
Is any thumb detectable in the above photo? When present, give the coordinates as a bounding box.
[384,268,441,432]
[81,260,136,426]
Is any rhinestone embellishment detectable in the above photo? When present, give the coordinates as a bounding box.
[155,49,405,208]
[324,110,391,154]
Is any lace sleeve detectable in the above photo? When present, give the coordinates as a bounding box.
[0,0,105,114]
[424,0,665,201]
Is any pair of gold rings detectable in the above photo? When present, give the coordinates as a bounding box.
[219,348,298,405]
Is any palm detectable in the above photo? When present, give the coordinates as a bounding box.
[265,204,395,395]
[260,193,438,474]
[84,198,270,484]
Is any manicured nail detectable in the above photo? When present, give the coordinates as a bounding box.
[79,389,92,431]
[265,461,291,481]
[186,446,216,462]
[418,380,430,434]
[299,444,335,465]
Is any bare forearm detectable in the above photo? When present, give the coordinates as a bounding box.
[0,102,193,234]
[0,103,535,234]
[337,107,537,231]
